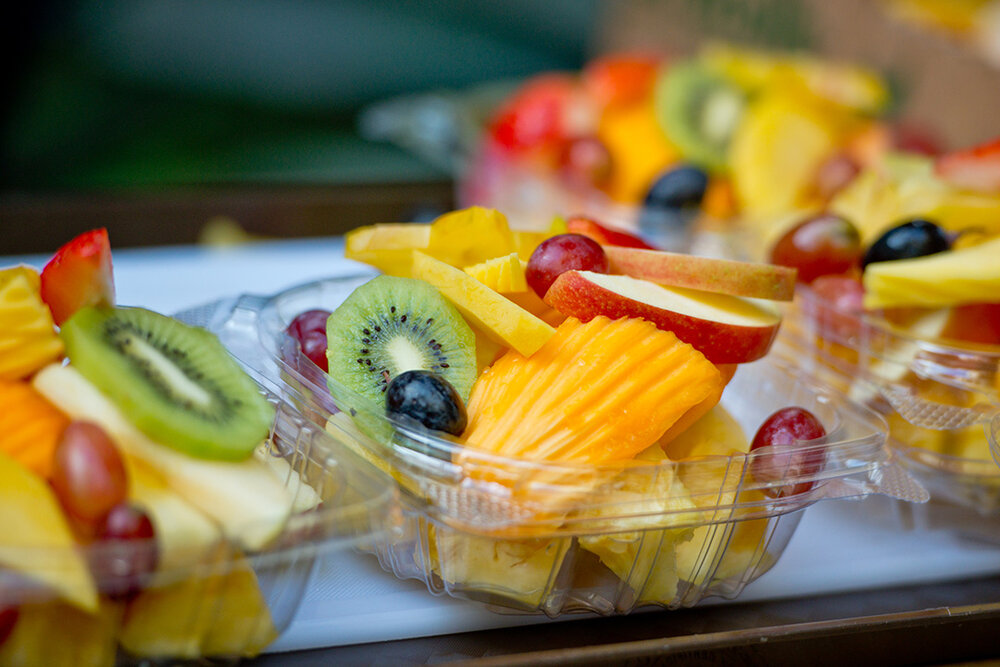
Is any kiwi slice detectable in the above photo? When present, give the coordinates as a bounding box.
[325,275,476,414]
[60,306,275,461]
[654,61,746,174]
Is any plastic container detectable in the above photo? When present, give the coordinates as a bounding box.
[0,363,397,665]
[195,276,927,617]
[777,284,1000,531]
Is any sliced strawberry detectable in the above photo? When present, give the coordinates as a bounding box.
[40,228,115,325]
[582,52,662,108]
[488,74,579,154]
[935,136,1000,193]
[565,216,658,249]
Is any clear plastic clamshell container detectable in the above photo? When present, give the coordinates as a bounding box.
[778,284,1000,532]
[0,362,397,665]
[191,275,927,617]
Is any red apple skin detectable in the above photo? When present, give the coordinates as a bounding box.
[605,246,796,301]
[544,270,781,364]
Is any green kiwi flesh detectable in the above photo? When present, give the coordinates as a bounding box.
[325,275,476,416]
[59,306,275,461]
[654,61,746,173]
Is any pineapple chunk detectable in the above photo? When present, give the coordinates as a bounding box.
[578,444,701,605]
[0,451,98,613]
[425,207,517,268]
[431,524,570,610]
[463,253,528,293]
[863,236,1000,309]
[0,267,63,380]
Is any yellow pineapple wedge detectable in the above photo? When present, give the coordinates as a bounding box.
[0,266,63,380]
[0,451,98,613]
[430,524,571,610]
[463,253,528,293]
[425,206,517,267]
[0,600,121,667]
[119,553,277,659]
[662,403,749,461]
[577,444,702,606]
[863,235,1000,309]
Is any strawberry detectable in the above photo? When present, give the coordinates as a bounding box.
[935,136,1000,193]
[40,228,115,325]
[565,216,658,249]
[487,74,580,154]
[581,52,662,108]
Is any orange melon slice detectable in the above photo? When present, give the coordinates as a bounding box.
[0,379,69,478]
[462,316,723,466]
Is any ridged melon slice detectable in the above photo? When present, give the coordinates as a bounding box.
[0,379,69,478]
[463,253,528,293]
[462,316,723,466]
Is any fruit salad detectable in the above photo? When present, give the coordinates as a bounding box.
[459,44,915,250]
[247,206,922,615]
[770,135,1000,516]
[0,230,395,664]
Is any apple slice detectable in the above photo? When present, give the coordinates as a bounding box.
[605,246,796,301]
[566,216,657,249]
[544,271,781,364]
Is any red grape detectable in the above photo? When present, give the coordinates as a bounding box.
[287,309,331,371]
[558,136,614,190]
[92,503,157,599]
[809,273,866,343]
[50,422,128,524]
[770,214,862,284]
[0,606,17,647]
[813,153,861,201]
[526,233,610,298]
[749,407,827,498]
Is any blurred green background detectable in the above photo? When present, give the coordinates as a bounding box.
[3,0,598,191]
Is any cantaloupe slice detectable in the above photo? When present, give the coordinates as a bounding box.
[462,316,723,465]
[0,379,69,478]
[463,253,528,293]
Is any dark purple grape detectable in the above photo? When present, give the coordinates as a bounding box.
[861,219,950,269]
[0,606,17,647]
[749,407,827,498]
[526,233,609,298]
[287,309,332,371]
[640,164,709,227]
[386,370,467,436]
[92,503,158,599]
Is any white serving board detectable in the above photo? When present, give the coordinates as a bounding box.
[8,238,1000,651]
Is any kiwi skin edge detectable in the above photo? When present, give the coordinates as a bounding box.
[59,305,275,461]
